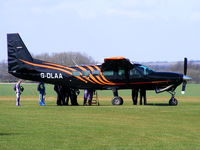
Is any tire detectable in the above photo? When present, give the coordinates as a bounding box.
[169,98,178,106]
[112,97,124,105]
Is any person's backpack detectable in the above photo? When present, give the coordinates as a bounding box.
[20,86,24,92]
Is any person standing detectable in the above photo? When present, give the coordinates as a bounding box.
[54,85,62,106]
[62,85,70,105]
[140,88,147,105]
[83,89,94,106]
[83,89,89,106]
[70,88,79,106]
[37,82,46,106]
[132,88,139,105]
[14,80,23,106]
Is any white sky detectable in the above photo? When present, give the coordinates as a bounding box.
[1,0,200,62]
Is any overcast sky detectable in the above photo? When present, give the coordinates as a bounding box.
[1,0,200,63]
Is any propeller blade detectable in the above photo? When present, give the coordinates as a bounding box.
[182,58,190,94]
[181,81,187,94]
[184,57,187,75]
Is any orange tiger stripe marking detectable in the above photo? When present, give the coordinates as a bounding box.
[92,65,113,83]
[85,66,106,85]
[44,62,77,71]
[76,66,96,84]
[19,59,87,83]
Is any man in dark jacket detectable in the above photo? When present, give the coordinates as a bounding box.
[132,88,139,105]
[70,88,79,106]
[140,88,147,105]
[54,85,62,106]
[61,85,70,105]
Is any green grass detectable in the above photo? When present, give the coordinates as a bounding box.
[0,98,200,150]
[0,84,200,150]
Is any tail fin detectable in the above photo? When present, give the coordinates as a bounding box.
[7,33,33,73]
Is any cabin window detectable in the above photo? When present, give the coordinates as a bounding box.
[72,71,81,76]
[92,70,100,75]
[102,70,114,76]
[82,71,90,76]
[118,69,125,76]
[130,68,141,78]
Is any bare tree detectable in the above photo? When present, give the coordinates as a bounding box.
[0,60,17,82]
[34,52,97,66]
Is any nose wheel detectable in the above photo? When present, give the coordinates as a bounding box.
[168,91,178,106]
[169,97,178,106]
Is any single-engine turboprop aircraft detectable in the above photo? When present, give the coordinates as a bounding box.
[7,33,192,106]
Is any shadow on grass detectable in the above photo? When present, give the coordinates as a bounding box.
[0,133,19,136]
[45,103,173,107]
[145,103,170,106]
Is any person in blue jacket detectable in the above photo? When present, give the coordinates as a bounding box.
[37,82,46,106]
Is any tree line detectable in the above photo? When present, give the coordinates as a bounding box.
[146,61,200,84]
[170,61,200,84]
[0,53,200,83]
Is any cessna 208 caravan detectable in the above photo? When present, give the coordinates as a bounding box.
[7,33,191,106]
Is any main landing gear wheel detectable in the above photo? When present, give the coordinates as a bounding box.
[112,96,124,105]
[169,97,178,106]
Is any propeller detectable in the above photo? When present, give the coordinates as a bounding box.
[181,58,191,94]
[184,57,187,75]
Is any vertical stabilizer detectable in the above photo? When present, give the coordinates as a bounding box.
[7,33,33,72]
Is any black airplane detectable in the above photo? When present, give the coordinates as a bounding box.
[7,33,192,106]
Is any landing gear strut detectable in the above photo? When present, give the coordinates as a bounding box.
[111,89,123,105]
[168,91,178,106]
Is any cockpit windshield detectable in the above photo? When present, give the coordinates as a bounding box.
[135,64,154,75]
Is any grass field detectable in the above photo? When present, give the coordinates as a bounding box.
[0,84,200,150]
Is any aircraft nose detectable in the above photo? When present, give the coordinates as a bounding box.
[183,75,192,81]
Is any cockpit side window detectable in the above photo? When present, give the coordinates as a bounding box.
[136,65,154,75]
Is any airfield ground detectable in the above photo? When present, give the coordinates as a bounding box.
[0,84,200,150]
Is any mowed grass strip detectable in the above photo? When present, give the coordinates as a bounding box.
[0,84,200,150]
